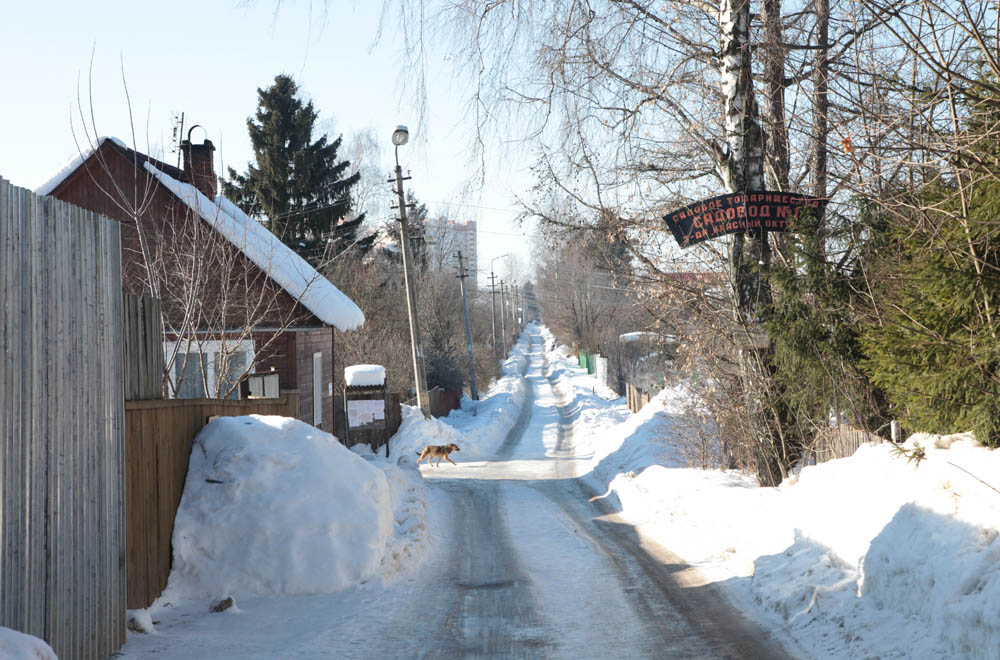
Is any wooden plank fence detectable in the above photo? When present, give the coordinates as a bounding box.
[124,393,299,609]
[398,387,462,420]
[0,178,126,659]
[809,424,885,464]
[124,293,165,400]
[625,382,653,413]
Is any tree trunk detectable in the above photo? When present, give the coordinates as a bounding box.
[811,0,830,258]
[760,0,791,265]
[719,0,782,486]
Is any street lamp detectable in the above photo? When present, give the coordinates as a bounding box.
[391,125,431,418]
[392,125,409,148]
[489,254,508,357]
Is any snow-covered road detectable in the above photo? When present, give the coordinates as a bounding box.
[367,332,792,658]
[119,328,793,659]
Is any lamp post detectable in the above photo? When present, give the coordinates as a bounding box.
[488,253,508,357]
[391,125,431,418]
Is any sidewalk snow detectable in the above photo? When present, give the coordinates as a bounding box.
[541,334,1000,660]
[0,627,57,660]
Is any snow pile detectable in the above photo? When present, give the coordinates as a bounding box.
[386,326,535,461]
[0,627,57,660]
[159,415,393,604]
[544,325,1000,659]
[388,405,468,459]
[375,458,430,577]
[344,364,386,387]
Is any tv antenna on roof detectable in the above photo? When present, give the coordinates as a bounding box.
[170,112,185,168]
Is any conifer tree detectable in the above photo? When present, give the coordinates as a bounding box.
[859,79,1000,446]
[223,74,363,263]
[861,180,1000,446]
[766,205,891,446]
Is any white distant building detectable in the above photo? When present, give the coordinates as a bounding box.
[425,217,477,281]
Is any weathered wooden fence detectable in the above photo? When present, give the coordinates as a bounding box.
[398,387,462,420]
[625,383,653,413]
[124,393,299,609]
[124,293,164,400]
[809,424,885,464]
[0,178,126,659]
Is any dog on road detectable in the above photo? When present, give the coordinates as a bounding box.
[416,443,461,467]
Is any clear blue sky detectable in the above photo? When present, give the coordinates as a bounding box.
[0,1,533,283]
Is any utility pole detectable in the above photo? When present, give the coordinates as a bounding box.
[499,281,508,356]
[390,126,431,419]
[487,254,507,359]
[511,284,518,338]
[456,251,479,400]
[488,271,498,357]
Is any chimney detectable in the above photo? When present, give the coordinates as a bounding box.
[181,137,217,199]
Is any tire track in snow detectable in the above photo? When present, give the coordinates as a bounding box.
[536,341,794,659]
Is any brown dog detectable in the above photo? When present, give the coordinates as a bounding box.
[416,443,461,467]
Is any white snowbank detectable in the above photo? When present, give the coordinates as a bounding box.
[387,326,535,461]
[159,415,392,603]
[542,332,1000,659]
[345,364,386,387]
[388,405,468,460]
[433,325,535,459]
[145,164,364,331]
[0,626,57,660]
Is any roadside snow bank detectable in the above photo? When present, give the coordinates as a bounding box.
[159,416,393,604]
[0,627,57,659]
[542,331,1000,659]
[388,406,468,461]
[392,325,535,460]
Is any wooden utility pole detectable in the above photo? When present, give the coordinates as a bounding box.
[456,251,479,400]
[489,271,499,357]
[511,284,519,334]
[392,146,431,419]
[499,281,508,356]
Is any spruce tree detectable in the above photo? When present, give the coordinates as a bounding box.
[223,74,363,263]
[766,205,891,447]
[861,180,1000,446]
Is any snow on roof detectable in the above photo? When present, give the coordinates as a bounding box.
[619,331,675,343]
[345,364,386,387]
[145,163,364,331]
[35,136,127,196]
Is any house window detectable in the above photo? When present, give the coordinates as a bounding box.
[313,352,323,427]
[164,339,255,399]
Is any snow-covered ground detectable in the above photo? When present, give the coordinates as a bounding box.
[108,322,1000,659]
[539,325,1000,660]
[0,626,57,660]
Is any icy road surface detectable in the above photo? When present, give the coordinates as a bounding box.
[359,333,792,659]
[120,331,793,659]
